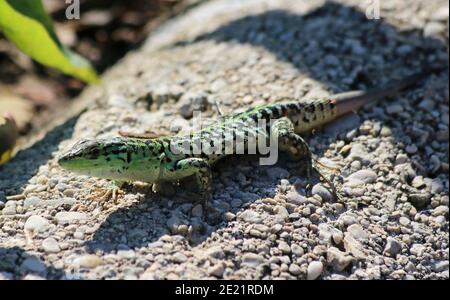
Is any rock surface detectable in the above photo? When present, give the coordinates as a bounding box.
[0,0,448,280]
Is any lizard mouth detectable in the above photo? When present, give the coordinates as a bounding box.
[57,149,95,172]
[57,151,82,170]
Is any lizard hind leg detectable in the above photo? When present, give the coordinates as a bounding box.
[311,160,341,201]
[164,158,213,214]
[272,117,340,200]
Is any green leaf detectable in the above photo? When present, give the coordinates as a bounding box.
[0,0,99,83]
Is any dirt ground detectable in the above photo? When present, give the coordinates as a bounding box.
[0,0,448,280]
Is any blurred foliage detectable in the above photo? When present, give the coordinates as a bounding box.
[0,0,99,83]
[0,113,18,166]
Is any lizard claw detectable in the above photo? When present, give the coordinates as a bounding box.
[300,158,342,202]
[311,161,342,202]
[89,181,125,204]
[313,158,341,175]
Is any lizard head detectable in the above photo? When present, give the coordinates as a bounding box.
[58,137,137,180]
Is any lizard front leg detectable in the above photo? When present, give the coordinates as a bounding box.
[90,180,126,204]
[163,157,213,212]
[271,117,339,199]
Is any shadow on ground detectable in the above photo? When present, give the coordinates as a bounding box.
[0,246,68,279]
[86,1,448,252]
[0,116,80,195]
[182,3,446,92]
[86,155,285,252]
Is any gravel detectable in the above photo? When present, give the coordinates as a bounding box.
[0,0,448,280]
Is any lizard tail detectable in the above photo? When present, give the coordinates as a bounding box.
[333,70,430,117]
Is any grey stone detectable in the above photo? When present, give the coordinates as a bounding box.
[327,247,354,271]
[384,237,402,257]
[418,99,435,111]
[431,6,449,21]
[177,91,209,118]
[432,206,449,217]
[274,205,289,220]
[42,238,61,253]
[348,143,369,162]
[408,193,431,209]
[172,253,188,263]
[191,204,203,218]
[318,224,342,245]
[288,264,302,276]
[347,170,377,184]
[242,253,266,267]
[399,216,410,226]
[24,196,42,208]
[306,261,323,280]
[405,145,418,154]
[395,154,409,165]
[74,255,103,269]
[347,224,369,241]
[340,215,357,226]
[424,22,446,36]
[410,244,426,257]
[208,263,225,277]
[117,250,136,259]
[428,178,444,194]
[386,104,403,114]
[205,247,225,259]
[55,183,68,192]
[286,191,307,205]
[21,257,46,274]
[291,244,304,257]
[433,261,449,272]
[55,212,87,224]
[278,241,291,254]
[239,210,262,224]
[344,233,367,260]
[311,184,333,202]
[2,205,16,215]
[24,215,50,233]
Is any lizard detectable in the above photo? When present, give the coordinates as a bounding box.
[58,70,429,211]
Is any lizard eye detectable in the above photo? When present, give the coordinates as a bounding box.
[88,147,100,156]
[72,139,96,152]
[65,139,101,160]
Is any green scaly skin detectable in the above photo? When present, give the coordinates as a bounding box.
[58,71,427,209]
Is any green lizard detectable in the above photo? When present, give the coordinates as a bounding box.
[58,71,427,209]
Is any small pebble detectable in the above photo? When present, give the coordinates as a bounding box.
[307,261,323,280]
[42,238,61,253]
[24,215,50,233]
